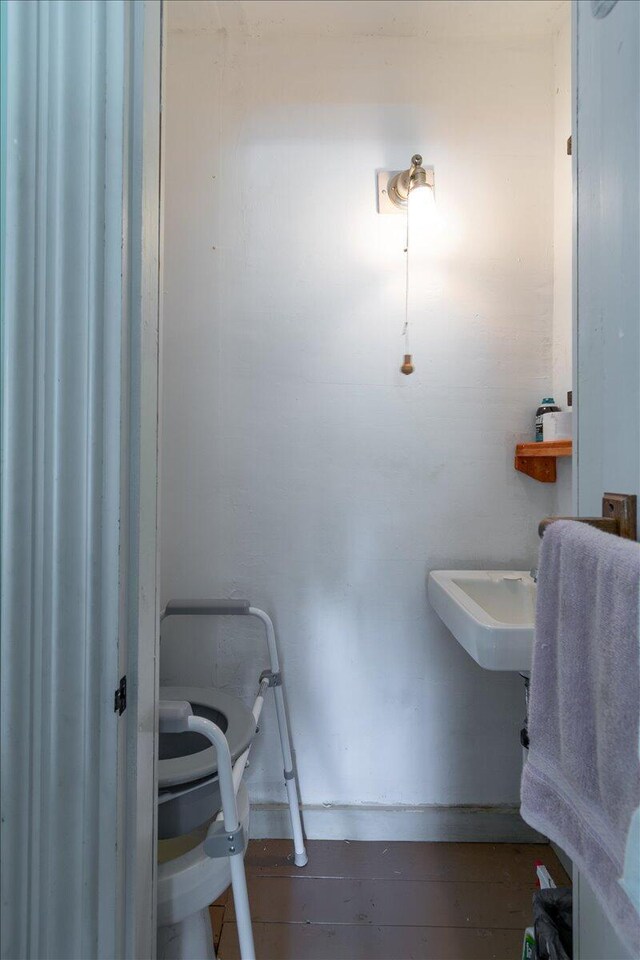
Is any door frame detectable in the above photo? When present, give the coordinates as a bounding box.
[0,2,162,957]
[122,1,163,956]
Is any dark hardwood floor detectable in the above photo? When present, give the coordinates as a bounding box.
[210,839,570,959]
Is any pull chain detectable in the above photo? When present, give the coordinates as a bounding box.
[401,195,414,375]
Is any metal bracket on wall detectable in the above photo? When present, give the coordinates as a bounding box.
[539,492,637,541]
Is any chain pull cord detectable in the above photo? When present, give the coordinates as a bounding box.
[400,190,414,375]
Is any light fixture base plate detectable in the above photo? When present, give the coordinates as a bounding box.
[376,167,435,214]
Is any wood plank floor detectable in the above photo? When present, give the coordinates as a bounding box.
[212,840,570,960]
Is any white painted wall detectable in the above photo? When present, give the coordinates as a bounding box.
[161,5,559,826]
[552,7,573,515]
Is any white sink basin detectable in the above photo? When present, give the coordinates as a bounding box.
[428,570,536,671]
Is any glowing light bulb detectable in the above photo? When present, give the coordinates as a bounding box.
[408,182,435,231]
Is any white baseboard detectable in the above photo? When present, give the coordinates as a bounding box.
[250,803,547,843]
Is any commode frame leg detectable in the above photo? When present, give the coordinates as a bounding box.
[191,715,256,960]
[274,683,308,866]
[159,703,257,960]
[249,608,308,868]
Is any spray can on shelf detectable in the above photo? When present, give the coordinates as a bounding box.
[535,397,560,442]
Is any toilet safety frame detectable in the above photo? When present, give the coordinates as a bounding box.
[159,600,308,960]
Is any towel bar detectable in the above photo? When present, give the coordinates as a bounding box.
[539,492,637,541]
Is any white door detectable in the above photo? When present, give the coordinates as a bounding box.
[573,0,639,956]
[0,2,162,958]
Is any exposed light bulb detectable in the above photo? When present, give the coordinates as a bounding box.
[408,182,435,225]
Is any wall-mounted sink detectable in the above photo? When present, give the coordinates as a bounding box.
[428,570,536,671]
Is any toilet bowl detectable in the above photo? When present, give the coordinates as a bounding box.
[158,686,256,840]
[157,781,250,960]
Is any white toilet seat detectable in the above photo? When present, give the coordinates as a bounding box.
[159,686,256,788]
[157,781,250,927]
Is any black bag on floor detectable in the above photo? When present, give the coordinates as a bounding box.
[533,888,573,960]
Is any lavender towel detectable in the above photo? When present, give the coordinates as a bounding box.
[521,520,640,955]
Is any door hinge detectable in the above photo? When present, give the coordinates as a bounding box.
[114,675,127,715]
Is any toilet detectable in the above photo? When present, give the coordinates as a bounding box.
[157,781,251,959]
[158,686,256,840]
[157,600,308,960]
[157,686,256,959]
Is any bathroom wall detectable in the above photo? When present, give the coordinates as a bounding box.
[552,6,573,515]
[161,1,560,835]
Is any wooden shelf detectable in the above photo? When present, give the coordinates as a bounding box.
[515,440,572,483]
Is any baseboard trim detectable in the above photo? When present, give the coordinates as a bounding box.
[250,803,547,843]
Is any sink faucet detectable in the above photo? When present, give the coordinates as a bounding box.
[530,567,538,583]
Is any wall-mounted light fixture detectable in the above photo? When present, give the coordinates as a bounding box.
[376,154,434,214]
[376,154,435,375]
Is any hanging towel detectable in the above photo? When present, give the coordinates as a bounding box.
[621,803,640,920]
[521,520,640,956]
